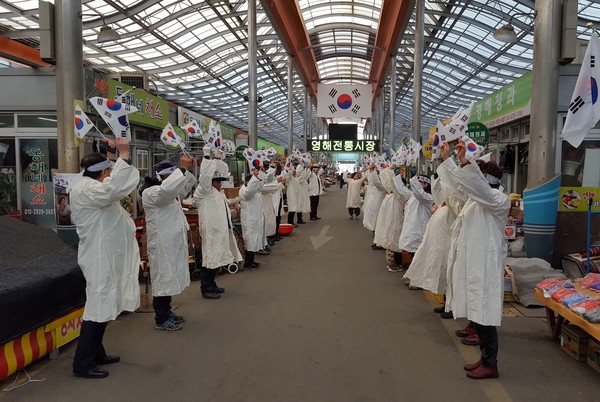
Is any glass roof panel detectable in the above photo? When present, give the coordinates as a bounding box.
[0,0,599,147]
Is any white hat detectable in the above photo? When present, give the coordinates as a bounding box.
[212,171,227,181]
[417,175,431,184]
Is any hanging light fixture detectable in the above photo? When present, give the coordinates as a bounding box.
[493,11,536,43]
[97,23,121,43]
[493,23,518,43]
[80,13,122,43]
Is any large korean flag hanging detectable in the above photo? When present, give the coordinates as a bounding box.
[562,34,600,148]
[317,84,372,118]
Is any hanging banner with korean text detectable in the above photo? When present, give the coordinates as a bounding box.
[19,139,56,229]
[317,84,372,118]
[308,139,379,153]
[469,72,532,129]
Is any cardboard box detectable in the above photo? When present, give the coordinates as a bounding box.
[560,324,590,361]
[587,338,600,374]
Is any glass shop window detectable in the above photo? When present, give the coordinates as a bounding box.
[0,139,17,215]
[561,140,600,187]
[17,115,58,128]
[0,114,15,128]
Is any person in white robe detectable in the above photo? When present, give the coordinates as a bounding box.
[343,171,366,219]
[397,175,434,264]
[286,165,304,225]
[362,164,386,232]
[440,141,510,380]
[403,173,466,302]
[374,166,409,271]
[261,164,284,244]
[71,138,139,379]
[297,165,311,223]
[240,168,266,268]
[193,148,242,299]
[141,156,197,331]
[308,165,324,220]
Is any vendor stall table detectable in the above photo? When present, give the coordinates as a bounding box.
[534,285,600,342]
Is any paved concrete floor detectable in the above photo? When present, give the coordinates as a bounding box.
[2,186,600,401]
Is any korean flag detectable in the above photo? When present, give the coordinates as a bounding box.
[562,34,600,148]
[74,105,95,139]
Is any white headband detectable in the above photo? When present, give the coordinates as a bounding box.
[158,166,176,176]
[86,158,111,172]
[485,173,501,186]
[417,176,431,184]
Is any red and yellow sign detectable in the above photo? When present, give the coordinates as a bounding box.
[0,307,83,380]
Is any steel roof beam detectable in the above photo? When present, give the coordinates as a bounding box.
[261,0,320,97]
[369,0,415,105]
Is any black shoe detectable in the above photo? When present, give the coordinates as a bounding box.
[274,236,283,241]
[244,262,260,269]
[202,292,221,299]
[211,287,225,294]
[433,306,445,314]
[73,368,109,379]
[440,311,454,319]
[315,217,322,220]
[96,355,120,365]
[310,217,318,221]
[297,220,306,224]
[371,244,384,250]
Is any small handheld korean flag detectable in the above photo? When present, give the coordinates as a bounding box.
[89,97,138,140]
[562,34,600,148]
[256,149,269,165]
[202,119,222,149]
[460,134,485,160]
[183,119,202,139]
[243,148,262,170]
[282,160,292,175]
[391,147,405,166]
[222,139,235,153]
[405,138,422,165]
[161,123,188,154]
[301,152,312,166]
[74,105,95,139]
[431,120,445,159]
[478,152,493,163]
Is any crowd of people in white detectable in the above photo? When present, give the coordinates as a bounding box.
[348,140,511,380]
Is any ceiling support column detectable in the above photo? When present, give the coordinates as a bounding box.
[55,0,82,173]
[389,57,396,154]
[524,0,562,262]
[248,0,258,149]
[287,55,294,153]
[412,0,424,144]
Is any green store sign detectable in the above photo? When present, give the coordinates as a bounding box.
[466,122,490,146]
[108,80,169,129]
[469,71,532,128]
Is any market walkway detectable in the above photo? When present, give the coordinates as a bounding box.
[2,187,600,402]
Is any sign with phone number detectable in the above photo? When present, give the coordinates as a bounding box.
[308,139,379,153]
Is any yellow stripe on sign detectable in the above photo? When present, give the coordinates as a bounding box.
[21,331,33,366]
[36,327,47,357]
[4,342,17,379]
